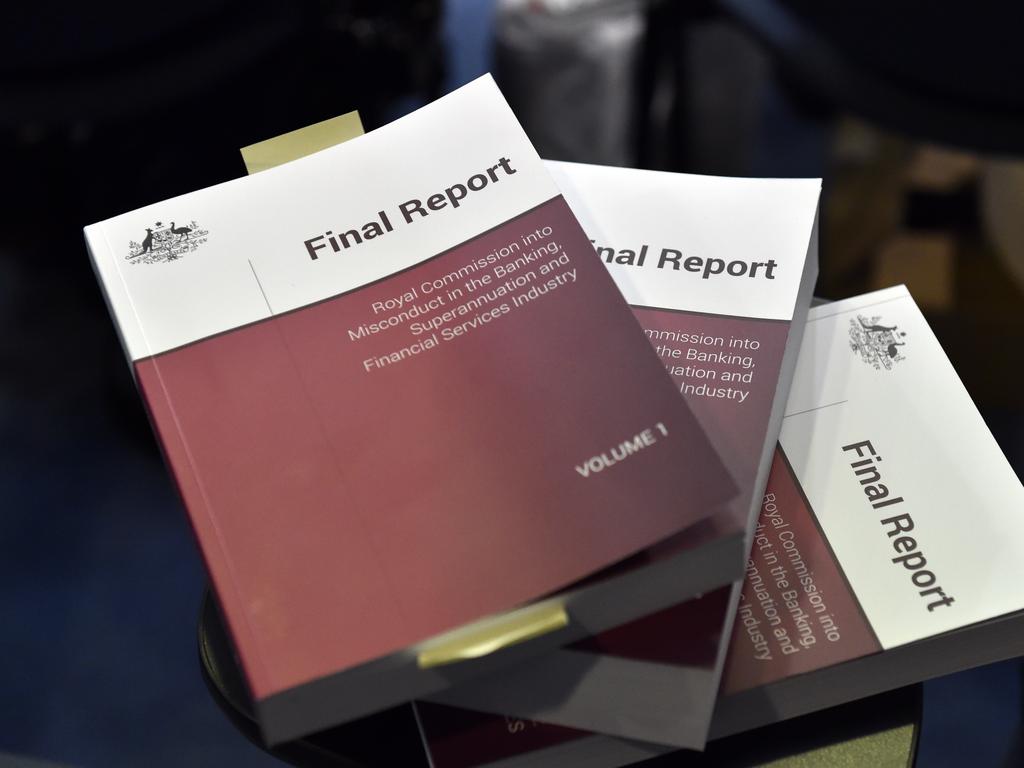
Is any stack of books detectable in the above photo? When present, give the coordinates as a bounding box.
[85,76,1024,765]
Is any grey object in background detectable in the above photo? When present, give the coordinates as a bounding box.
[493,1,777,176]
[494,0,646,167]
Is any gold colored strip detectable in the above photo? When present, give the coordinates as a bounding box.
[417,601,569,669]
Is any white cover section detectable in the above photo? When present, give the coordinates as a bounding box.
[85,76,555,361]
[781,286,1024,649]
[544,160,820,320]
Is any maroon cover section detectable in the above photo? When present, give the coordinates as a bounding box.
[135,197,731,703]
[632,307,791,491]
[720,450,882,694]
[570,586,731,666]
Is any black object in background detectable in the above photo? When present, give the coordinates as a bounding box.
[719,0,1024,155]
[0,1,443,442]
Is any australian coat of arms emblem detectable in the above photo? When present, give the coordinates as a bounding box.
[849,314,907,370]
[127,220,209,264]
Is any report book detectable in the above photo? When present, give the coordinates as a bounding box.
[415,286,1024,768]
[84,76,739,744]
[419,161,821,749]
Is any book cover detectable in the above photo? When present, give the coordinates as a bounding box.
[84,76,736,744]
[416,286,1024,768]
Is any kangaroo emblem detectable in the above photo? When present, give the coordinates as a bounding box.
[849,314,907,370]
[127,219,208,263]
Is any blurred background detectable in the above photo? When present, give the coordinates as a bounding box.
[2,1,1023,765]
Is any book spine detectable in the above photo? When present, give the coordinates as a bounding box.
[84,223,270,701]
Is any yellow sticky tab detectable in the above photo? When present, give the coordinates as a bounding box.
[416,600,569,670]
[240,111,366,173]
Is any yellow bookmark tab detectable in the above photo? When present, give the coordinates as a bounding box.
[240,110,365,173]
[240,114,571,666]
[416,599,569,670]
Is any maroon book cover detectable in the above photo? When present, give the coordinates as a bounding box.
[85,78,733,743]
